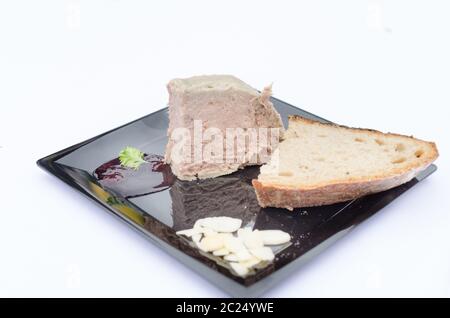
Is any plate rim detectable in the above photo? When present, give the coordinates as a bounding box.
[36,101,438,297]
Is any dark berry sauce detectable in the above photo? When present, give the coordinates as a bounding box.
[93,154,175,198]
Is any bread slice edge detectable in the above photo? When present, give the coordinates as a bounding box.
[253,115,439,210]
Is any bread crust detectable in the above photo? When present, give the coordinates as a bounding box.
[253,116,439,210]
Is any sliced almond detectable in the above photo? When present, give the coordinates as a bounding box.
[213,248,230,256]
[249,247,275,261]
[240,257,261,269]
[237,227,253,242]
[183,217,289,278]
[234,249,253,262]
[224,236,246,254]
[196,217,242,233]
[196,240,208,252]
[224,254,239,262]
[243,230,264,249]
[230,262,249,277]
[199,234,225,252]
[192,233,202,244]
[259,230,291,245]
[193,221,203,231]
[202,228,217,237]
[176,228,200,237]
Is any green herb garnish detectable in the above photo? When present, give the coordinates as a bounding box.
[106,196,121,206]
[118,146,146,170]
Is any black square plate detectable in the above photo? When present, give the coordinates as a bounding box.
[37,97,437,297]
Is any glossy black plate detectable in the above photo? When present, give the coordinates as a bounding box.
[37,97,437,297]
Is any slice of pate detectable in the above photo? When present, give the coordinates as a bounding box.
[165,75,284,180]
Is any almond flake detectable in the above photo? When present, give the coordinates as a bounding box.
[213,248,230,256]
[196,217,242,233]
[259,230,291,245]
[202,228,217,237]
[224,254,239,262]
[249,247,275,261]
[176,228,200,237]
[230,262,249,277]
[243,230,264,249]
[234,249,253,262]
[239,257,261,269]
[192,233,202,244]
[237,227,253,241]
[199,234,225,252]
[224,236,246,254]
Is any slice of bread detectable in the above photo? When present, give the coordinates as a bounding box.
[252,115,439,210]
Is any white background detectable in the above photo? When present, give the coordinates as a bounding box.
[1,0,449,297]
